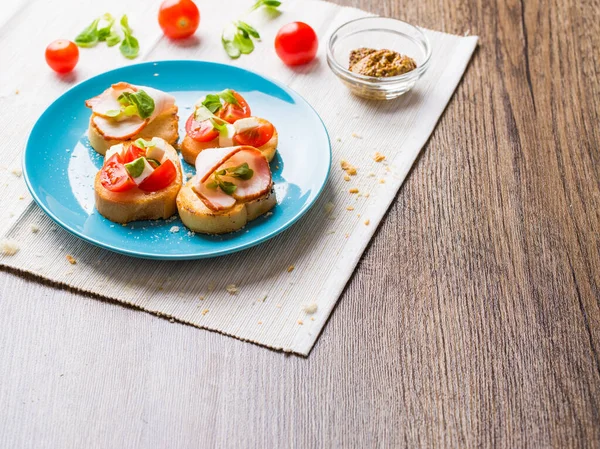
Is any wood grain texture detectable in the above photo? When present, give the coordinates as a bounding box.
[1,0,599,448]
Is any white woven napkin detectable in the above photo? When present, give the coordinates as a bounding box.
[0,0,477,355]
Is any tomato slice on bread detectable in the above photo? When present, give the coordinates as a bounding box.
[186,113,219,142]
[138,159,177,192]
[233,118,275,148]
[100,154,136,192]
[122,144,146,163]
[217,91,251,123]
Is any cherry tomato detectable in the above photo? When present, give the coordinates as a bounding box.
[100,154,136,192]
[45,40,79,73]
[217,91,252,124]
[122,145,145,164]
[158,0,200,40]
[139,159,177,192]
[186,114,219,142]
[274,22,318,66]
[233,119,275,148]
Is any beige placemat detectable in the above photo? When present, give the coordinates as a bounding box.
[0,0,477,355]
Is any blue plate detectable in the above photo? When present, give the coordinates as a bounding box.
[23,61,331,259]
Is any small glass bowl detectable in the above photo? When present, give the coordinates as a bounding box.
[327,17,431,100]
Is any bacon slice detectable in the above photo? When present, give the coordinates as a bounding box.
[92,115,147,140]
[193,146,272,212]
[218,149,272,202]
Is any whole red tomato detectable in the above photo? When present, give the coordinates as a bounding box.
[274,22,319,66]
[45,40,79,73]
[158,0,200,40]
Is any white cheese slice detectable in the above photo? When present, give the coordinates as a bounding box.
[219,124,236,147]
[127,157,155,185]
[105,143,124,160]
[234,117,261,133]
[146,143,166,163]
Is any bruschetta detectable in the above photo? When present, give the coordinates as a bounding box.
[180,90,278,165]
[177,145,276,234]
[95,138,183,224]
[86,82,179,156]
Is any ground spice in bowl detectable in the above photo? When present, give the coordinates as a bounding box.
[349,48,417,77]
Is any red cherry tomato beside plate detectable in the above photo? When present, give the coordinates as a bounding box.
[158,0,200,39]
[45,40,79,73]
[274,22,318,66]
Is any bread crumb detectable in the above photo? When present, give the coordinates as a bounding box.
[276,304,282,308]
[169,318,175,323]
[258,321,263,325]
[30,225,39,233]
[15,89,19,95]
[297,320,304,325]
[1,240,19,256]
[357,214,361,218]
[373,152,386,162]
[323,202,335,216]
[346,206,354,211]
[364,219,370,225]
[349,188,359,194]
[351,132,362,139]
[345,233,349,238]
[199,295,205,301]
[18,195,25,200]
[66,255,76,265]
[385,166,391,172]
[303,303,318,314]
[368,172,375,177]
[287,265,295,273]
[10,168,22,177]
[170,226,180,233]
[379,179,386,184]
[364,193,370,198]
[340,160,357,176]
[226,284,239,295]
[311,317,316,321]
[201,309,209,316]
[344,175,350,182]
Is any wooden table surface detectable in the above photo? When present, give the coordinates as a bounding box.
[1,0,599,447]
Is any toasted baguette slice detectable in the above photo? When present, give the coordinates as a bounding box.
[177,181,276,234]
[180,129,278,166]
[94,140,183,224]
[88,107,180,156]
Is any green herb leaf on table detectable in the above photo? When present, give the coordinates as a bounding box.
[74,18,100,48]
[221,1,281,58]
[106,31,121,47]
[97,13,115,41]
[119,15,140,59]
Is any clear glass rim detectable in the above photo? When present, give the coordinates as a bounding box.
[326,16,432,85]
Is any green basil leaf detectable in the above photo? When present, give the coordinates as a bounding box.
[262,0,282,7]
[120,34,139,59]
[237,21,260,39]
[135,138,155,148]
[97,13,115,41]
[74,18,100,48]
[116,91,155,119]
[106,31,121,47]
[228,162,254,180]
[120,14,133,35]
[233,32,254,55]
[218,89,239,106]
[222,35,241,59]
[219,181,237,195]
[202,94,223,114]
[210,118,228,133]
